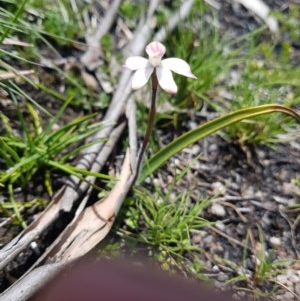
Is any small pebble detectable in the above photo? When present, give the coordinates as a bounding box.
[203,235,213,244]
[236,223,246,236]
[277,274,288,285]
[215,243,224,253]
[211,203,226,217]
[191,234,202,245]
[212,265,220,273]
[191,144,201,155]
[187,120,197,130]
[169,193,176,201]
[217,272,228,282]
[215,221,225,231]
[208,144,218,153]
[288,274,300,283]
[173,158,180,166]
[211,182,226,194]
[214,281,223,289]
[270,236,281,247]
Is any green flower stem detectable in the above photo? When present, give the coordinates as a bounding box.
[134,72,158,182]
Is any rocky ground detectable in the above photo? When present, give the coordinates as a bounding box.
[0,0,299,300]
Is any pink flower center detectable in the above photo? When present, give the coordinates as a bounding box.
[146,41,166,67]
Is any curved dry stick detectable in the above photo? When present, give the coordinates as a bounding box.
[44,147,135,263]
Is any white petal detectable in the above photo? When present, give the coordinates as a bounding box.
[124,56,149,70]
[161,58,197,79]
[156,66,177,94]
[131,67,153,90]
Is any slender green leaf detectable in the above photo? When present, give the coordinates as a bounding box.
[138,104,300,183]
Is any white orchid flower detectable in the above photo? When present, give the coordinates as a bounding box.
[124,41,196,94]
